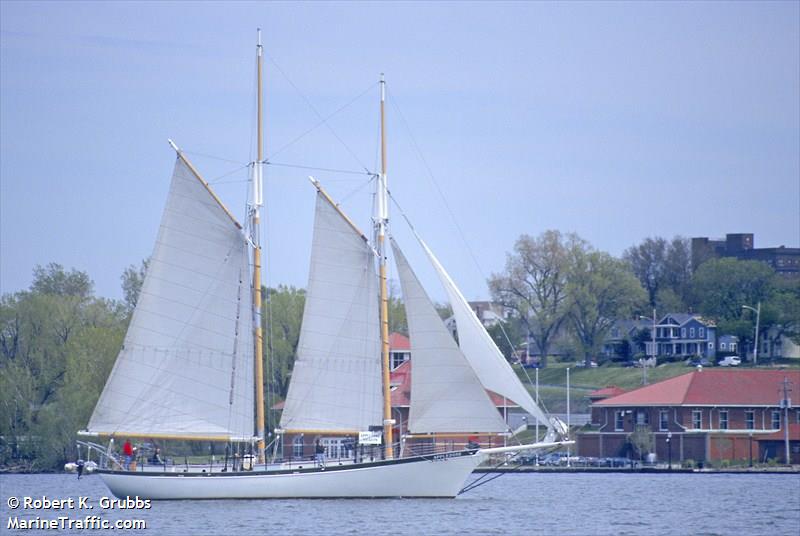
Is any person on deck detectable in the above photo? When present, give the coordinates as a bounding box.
[315,439,325,466]
[149,447,163,465]
[123,439,134,470]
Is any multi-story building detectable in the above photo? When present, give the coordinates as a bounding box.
[692,233,800,277]
[603,313,725,361]
[577,369,800,464]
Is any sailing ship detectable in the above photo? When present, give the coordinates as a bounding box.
[78,32,570,499]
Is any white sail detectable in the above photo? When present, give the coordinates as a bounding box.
[416,237,553,432]
[279,193,382,432]
[392,240,507,433]
[86,157,255,439]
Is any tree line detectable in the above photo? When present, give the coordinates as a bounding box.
[488,230,799,366]
[2,234,797,470]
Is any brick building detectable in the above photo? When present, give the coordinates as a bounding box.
[691,233,799,277]
[276,333,512,461]
[577,369,800,464]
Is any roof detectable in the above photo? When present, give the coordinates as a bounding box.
[659,313,715,328]
[595,370,800,407]
[588,386,627,399]
[756,423,800,442]
[389,332,410,351]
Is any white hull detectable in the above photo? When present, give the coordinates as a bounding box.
[99,451,484,499]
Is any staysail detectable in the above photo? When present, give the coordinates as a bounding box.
[279,192,382,432]
[416,236,553,432]
[86,157,255,439]
[392,240,507,433]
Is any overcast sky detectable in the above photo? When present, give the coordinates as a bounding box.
[1,1,798,302]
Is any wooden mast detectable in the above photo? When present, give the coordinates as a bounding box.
[253,29,266,462]
[377,74,394,458]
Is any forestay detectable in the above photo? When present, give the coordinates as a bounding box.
[392,240,507,433]
[416,237,553,432]
[280,193,382,431]
[86,157,255,439]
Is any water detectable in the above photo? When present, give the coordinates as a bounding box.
[2,472,798,535]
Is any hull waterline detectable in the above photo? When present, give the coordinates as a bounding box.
[98,451,484,499]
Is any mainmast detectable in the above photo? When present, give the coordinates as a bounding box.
[252,29,266,462]
[377,74,394,458]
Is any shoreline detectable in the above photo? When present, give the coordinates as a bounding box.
[475,466,800,474]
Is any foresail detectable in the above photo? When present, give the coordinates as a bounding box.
[392,240,507,433]
[417,237,553,432]
[86,157,255,439]
[279,193,382,432]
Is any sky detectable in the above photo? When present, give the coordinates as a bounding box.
[1,1,799,303]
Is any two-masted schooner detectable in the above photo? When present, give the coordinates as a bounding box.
[78,31,570,499]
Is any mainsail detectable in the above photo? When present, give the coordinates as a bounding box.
[416,236,553,432]
[279,192,382,432]
[392,240,507,433]
[86,157,255,439]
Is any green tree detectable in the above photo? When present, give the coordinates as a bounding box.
[489,230,585,367]
[691,258,776,358]
[31,263,93,300]
[567,250,647,366]
[263,286,305,407]
[0,266,125,471]
[121,259,148,313]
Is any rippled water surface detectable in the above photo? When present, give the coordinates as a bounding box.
[2,472,798,535]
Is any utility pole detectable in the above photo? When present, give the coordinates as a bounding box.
[780,377,793,464]
[742,303,761,365]
[566,367,571,468]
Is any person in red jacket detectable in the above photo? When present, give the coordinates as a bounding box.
[123,439,134,470]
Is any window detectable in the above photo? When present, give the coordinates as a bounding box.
[636,410,649,425]
[692,410,702,430]
[772,410,781,430]
[708,342,714,350]
[721,343,727,350]
[699,327,705,338]
[681,328,686,338]
[689,327,695,338]
[391,351,408,370]
[659,410,669,431]
[745,410,755,430]
[719,410,729,430]
[292,436,304,458]
[730,343,737,352]
[615,411,624,431]
[321,438,345,459]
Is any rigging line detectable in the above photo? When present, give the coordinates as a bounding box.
[209,164,252,184]
[264,52,373,171]
[338,175,377,206]
[386,93,554,419]
[387,191,553,422]
[386,88,489,277]
[183,150,248,166]
[266,161,375,176]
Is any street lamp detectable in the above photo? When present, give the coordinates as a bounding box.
[666,431,672,471]
[638,308,657,385]
[742,303,761,366]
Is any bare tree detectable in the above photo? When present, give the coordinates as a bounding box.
[489,230,584,366]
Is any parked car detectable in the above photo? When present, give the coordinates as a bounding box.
[685,357,711,367]
[718,356,741,367]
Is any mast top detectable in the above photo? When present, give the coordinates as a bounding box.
[257,28,262,56]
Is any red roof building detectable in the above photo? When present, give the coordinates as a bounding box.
[578,369,800,465]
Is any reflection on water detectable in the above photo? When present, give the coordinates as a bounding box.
[1,472,798,535]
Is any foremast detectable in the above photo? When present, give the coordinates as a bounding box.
[252,29,266,462]
[376,74,394,458]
